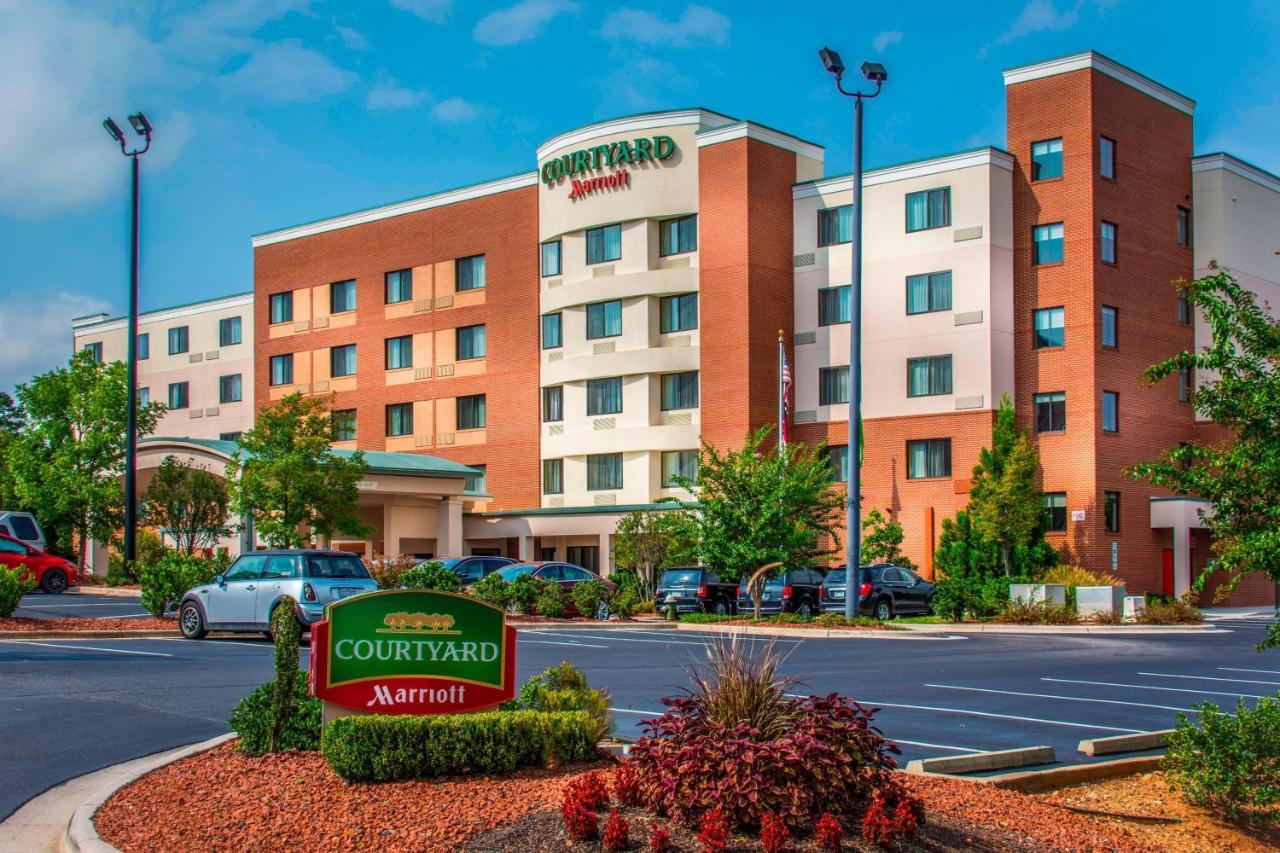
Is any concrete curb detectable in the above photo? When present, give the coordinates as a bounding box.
[64,733,236,853]
[900,622,1216,635]
[63,588,142,598]
[905,745,1055,775]
[0,631,179,641]
[1079,730,1172,756]
[921,754,1164,794]
[513,620,676,631]
[673,623,925,640]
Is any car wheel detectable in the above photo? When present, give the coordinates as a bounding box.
[40,569,67,595]
[797,601,814,617]
[179,601,207,639]
[875,598,893,621]
[713,599,729,616]
[594,601,610,622]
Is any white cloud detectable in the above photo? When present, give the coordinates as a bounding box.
[600,4,730,48]
[982,0,1117,54]
[872,31,902,54]
[0,291,112,391]
[431,97,478,123]
[367,77,431,111]
[222,41,357,104]
[337,25,370,50]
[473,0,578,47]
[389,0,451,23]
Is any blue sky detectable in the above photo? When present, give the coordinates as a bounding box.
[1,0,1275,389]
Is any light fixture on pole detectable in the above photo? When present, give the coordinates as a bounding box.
[818,48,886,620]
[103,112,153,570]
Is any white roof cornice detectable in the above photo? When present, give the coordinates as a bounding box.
[1002,50,1194,115]
[695,121,825,161]
[71,292,253,336]
[793,147,1013,199]
[1193,153,1280,195]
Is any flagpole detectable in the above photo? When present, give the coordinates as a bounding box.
[777,329,785,455]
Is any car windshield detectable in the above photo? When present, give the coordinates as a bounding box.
[435,558,464,569]
[824,569,868,585]
[658,569,701,586]
[739,575,782,590]
[496,564,536,581]
[304,555,370,579]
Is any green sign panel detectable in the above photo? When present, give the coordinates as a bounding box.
[540,135,677,185]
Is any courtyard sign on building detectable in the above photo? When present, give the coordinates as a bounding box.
[310,589,516,715]
[541,135,677,200]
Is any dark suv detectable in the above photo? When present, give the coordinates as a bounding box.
[433,555,514,584]
[820,564,934,619]
[655,567,739,615]
[737,568,825,616]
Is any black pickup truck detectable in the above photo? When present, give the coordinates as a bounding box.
[654,567,740,615]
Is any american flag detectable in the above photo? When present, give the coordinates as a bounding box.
[779,342,792,448]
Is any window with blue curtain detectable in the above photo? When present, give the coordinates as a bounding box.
[457,324,486,360]
[219,317,242,346]
[907,438,951,479]
[218,374,242,404]
[269,354,292,386]
[586,224,622,264]
[1100,221,1117,264]
[1102,391,1119,432]
[385,269,412,304]
[906,271,952,315]
[661,372,699,410]
[542,386,563,422]
[1101,306,1117,347]
[586,453,623,490]
[817,205,852,247]
[463,464,487,494]
[586,300,622,339]
[1033,223,1064,264]
[819,366,850,405]
[825,445,849,483]
[659,215,697,256]
[1100,137,1116,180]
[139,387,150,406]
[168,382,189,410]
[587,378,622,415]
[659,293,697,333]
[456,255,486,291]
[542,459,564,494]
[137,333,149,360]
[818,286,849,326]
[541,241,562,277]
[330,280,356,313]
[1034,391,1066,432]
[84,342,103,363]
[1033,307,1065,348]
[541,313,562,349]
[457,394,486,430]
[661,450,698,487]
[386,403,413,436]
[385,335,413,370]
[269,292,293,324]
[1031,138,1063,180]
[907,355,952,397]
[906,188,950,232]
[168,326,188,354]
[330,344,357,377]
[332,409,357,441]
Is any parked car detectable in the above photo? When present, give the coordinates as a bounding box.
[0,532,76,594]
[495,562,616,616]
[654,567,739,615]
[0,511,47,553]
[737,568,825,616]
[430,555,515,584]
[178,550,377,639]
[820,564,934,619]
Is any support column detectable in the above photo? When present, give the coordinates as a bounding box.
[598,532,611,577]
[1173,523,1192,598]
[518,536,535,561]
[436,497,463,556]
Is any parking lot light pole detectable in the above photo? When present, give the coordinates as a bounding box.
[102,113,153,568]
[818,49,886,620]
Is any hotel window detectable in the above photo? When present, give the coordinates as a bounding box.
[1101,305,1118,348]
[330,280,356,313]
[541,240,562,277]
[83,342,103,363]
[167,382,189,410]
[332,409,357,441]
[1031,138,1063,180]
[907,356,952,397]
[542,459,563,494]
[660,293,698,333]
[1099,136,1116,180]
[1034,391,1066,433]
[456,324,486,360]
[137,333,149,360]
[269,354,293,386]
[385,269,412,304]
[457,394,486,430]
[662,450,698,488]
[586,452,623,491]
[385,335,413,370]
[219,431,242,442]
[541,313,562,349]
[659,214,697,256]
[1042,492,1068,532]
[138,387,150,407]
[1178,291,1192,324]
[819,365,850,406]
[1033,223,1064,265]
[817,205,852,246]
[219,317,241,347]
[818,286,849,326]
[269,292,293,324]
[1033,307,1065,348]
[905,187,950,232]
[907,438,952,480]
[386,403,413,437]
[456,255,486,291]
[1179,366,1193,403]
[661,371,699,410]
[586,377,622,416]
[1102,390,1119,433]
[168,326,188,355]
[330,344,357,378]
[463,464,487,495]
[1177,206,1191,247]
[542,386,563,422]
[825,445,849,483]
[218,374,242,404]
[906,271,952,315]
[1100,221,1117,264]
[586,223,621,264]
[586,300,622,339]
[1104,491,1121,533]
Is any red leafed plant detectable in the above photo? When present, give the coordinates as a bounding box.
[860,782,924,846]
[697,807,730,853]
[561,772,610,842]
[760,810,789,853]
[612,759,642,806]
[565,771,611,813]
[602,809,630,852]
[815,812,844,852]
[649,821,674,853]
[562,798,599,842]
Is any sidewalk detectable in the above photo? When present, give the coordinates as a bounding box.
[65,587,141,598]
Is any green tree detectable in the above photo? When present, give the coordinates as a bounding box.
[1129,268,1280,645]
[141,455,231,555]
[669,427,843,582]
[967,394,1045,576]
[612,508,701,597]
[933,509,999,579]
[860,508,917,571]
[0,392,23,511]
[227,393,372,548]
[7,350,162,566]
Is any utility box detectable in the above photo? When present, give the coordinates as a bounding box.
[1077,585,1126,618]
[1009,583,1067,608]
[1122,596,1146,623]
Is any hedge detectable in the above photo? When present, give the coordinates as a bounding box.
[322,709,599,782]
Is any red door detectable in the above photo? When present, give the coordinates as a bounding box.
[1161,549,1175,596]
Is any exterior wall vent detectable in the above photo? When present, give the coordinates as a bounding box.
[547,350,564,362]
[413,299,432,313]
[594,493,617,506]
[953,225,983,241]
[414,367,432,380]
[205,351,219,360]
[795,410,817,423]
[293,320,311,332]
[548,497,565,508]
[188,353,203,364]
[414,435,432,448]
[592,341,616,355]
[546,278,563,289]
[435,295,454,309]
[953,310,984,326]
[313,380,330,393]
[189,409,203,419]
[793,253,816,267]
[436,432,456,445]
[436,363,455,377]
[548,423,564,435]
[955,395,985,410]
[794,331,817,345]
[665,412,692,426]
[664,256,691,269]
[663,335,691,348]
[593,417,616,430]
[313,316,330,329]
[204,407,219,417]
[592,266,616,278]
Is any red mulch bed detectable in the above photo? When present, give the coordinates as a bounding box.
[0,615,175,632]
[96,743,1153,852]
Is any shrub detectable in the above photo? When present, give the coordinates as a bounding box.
[322,710,599,782]
[612,759,641,806]
[536,581,568,617]
[107,528,168,584]
[472,572,512,608]
[648,822,673,853]
[697,807,730,853]
[860,782,923,845]
[508,572,546,614]
[561,771,610,841]
[679,612,738,624]
[573,578,611,619]
[228,671,321,755]
[814,613,883,629]
[815,812,843,852]
[1042,564,1116,589]
[138,551,226,617]
[760,811,788,853]
[602,809,630,852]
[0,566,36,617]
[566,770,611,812]
[998,599,1078,624]
[1140,593,1203,624]
[930,575,1022,622]
[365,553,418,589]
[506,661,612,741]
[610,584,643,619]
[562,798,598,842]
[399,560,462,592]
[1164,694,1280,818]
[268,597,302,751]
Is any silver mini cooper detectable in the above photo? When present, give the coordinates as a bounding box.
[178,550,377,639]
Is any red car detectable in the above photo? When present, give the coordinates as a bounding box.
[0,532,76,594]
[494,562,616,617]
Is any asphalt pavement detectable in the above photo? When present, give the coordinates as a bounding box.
[1,594,1277,821]
[11,593,153,621]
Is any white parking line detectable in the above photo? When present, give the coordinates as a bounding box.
[926,683,1201,714]
[609,707,662,716]
[891,739,983,754]
[783,694,1140,733]
[0,640,172,657]
[18,602,145,608]
[517,638,610,649]
[1043,677,1267,700]
[522,631,716,647]
[1138,671,1280,687]
[1219,667,1280,676]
